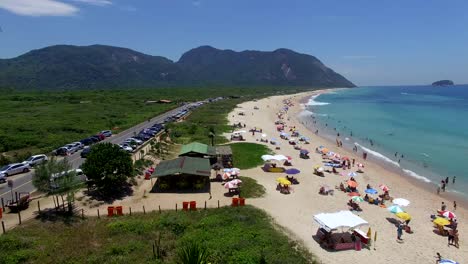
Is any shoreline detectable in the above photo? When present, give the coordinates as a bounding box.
[296,90,468,210]
[226,88,468,263]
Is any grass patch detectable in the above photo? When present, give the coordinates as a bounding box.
[0,206,316,264]
[229,143,272,169]
[239,176,266,198]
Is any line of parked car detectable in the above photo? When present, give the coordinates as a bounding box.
[0,154,48,183]
[118,123,165,153]
[53,130,112,157]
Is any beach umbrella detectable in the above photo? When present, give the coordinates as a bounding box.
[395,212,411,221]
[229,179,242,185]
[348,192,360,197]
[433,217,450,226]
[233,130,247,134]
[351,196,364,202]
[348,172,358,177]
[365,188,378,194]
[270,138,277,142]
[342,156,350,160]
[357,163,364,168]
[286,155,292,161]
[300,136,310,141]
[392,198,410,207]
[387,205,404,214]
[317,167,324,173]
[379,184,390,192]
[300,149,309,154]
[261,133,267,138]
[441,210,457,219]
[326,151,335,156]
[276,177,291,186]
[285,168,301,174]
[346,180,358,188]
[224,181,237,189]
[222,172,231,180]
[321,148,329,154]
[280,132,289,136]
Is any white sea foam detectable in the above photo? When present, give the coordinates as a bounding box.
[402,169,432,183]
[354,143,400,167]
[307,95,330,106]
[420,153,430,157]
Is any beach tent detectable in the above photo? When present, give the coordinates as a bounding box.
[261,154,288,162]
[314,210,368,232]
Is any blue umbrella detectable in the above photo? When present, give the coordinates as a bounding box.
[440,260,459,264]
[300,149,309,154]
[285,168,301,174]
[365,188,378,194]
[270,138,277,142]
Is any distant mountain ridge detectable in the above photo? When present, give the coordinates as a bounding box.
[0,45,355,90]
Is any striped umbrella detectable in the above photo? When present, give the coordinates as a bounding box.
[441,210,457,219]
[387,205,404,214]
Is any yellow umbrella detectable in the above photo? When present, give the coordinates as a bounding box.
[395,212,411,221]
[276,177,291,185]
[433,217,450,226]
[314,165,320,169]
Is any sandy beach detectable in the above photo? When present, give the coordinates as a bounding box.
[226,89,468,263]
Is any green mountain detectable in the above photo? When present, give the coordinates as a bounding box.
[0,44,355,90]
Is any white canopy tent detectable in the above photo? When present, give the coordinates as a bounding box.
[313,211,368,232]
[261,154,288,162]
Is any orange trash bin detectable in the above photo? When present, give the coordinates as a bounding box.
[182,201,189,211]
[239,197,245,206]
[190,201,197,211]
[116,206,123,216]
[107,206,114,217]
[232,198,239,207]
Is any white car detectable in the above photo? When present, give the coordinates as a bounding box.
[119,144,133,152]
[71,142,84,150]
[0,163,30,177]
[128,138,143,145]
[22,154,48,167]
[65,144,79,154]
[50,169,85,189]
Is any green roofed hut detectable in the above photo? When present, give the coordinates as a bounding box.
[151,156,211,192]
[179,142,216,158]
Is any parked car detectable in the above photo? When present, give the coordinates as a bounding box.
[136,133,151,141]
[22,154,48,167]
[71,142,84,150]
[100,130,112,137]
[53,147,69,156]
[0,163,30,177]
[141,129,156,136]
[50,169,85,189]
[119,144,133,152]
[90,135,102,142]
[80,147,92,158]
[65,144,80,154]
[128,138,143,145]
[0,174,6,183]
[80,137,94,146]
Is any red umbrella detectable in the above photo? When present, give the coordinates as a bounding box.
[286,156,292,161]
[348,192,360,196]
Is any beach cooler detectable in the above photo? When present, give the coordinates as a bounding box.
[116,206,123,216]
[239,197,245,206]
[189,201,197,211]
[107,206,114,217]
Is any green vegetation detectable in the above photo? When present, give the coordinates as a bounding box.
[229,143,272,169]
[239,176,266,198]
[0,86,312,160]
[0,206,316,264]
[82,143,134,194]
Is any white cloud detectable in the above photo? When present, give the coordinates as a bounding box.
[343,55,377,59]
[72,0,112,6]
[0,0,78,16]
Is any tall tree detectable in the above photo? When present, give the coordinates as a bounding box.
[81,143,133,194]
[33,157,82,213]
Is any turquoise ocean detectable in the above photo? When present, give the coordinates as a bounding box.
[301,85,468,198]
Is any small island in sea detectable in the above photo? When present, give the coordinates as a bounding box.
[432,80,454,86]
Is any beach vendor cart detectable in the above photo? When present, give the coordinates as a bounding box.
[313,211,369,251]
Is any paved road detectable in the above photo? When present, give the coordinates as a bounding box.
[0,104,193,203]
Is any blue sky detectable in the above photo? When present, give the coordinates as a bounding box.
[0,0,467,86]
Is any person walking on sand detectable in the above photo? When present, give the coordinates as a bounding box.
[397,224,403,240]
[441,202,446,211]
[453,176,456,184]
[454,201,457,211]
[352,158,355,166]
